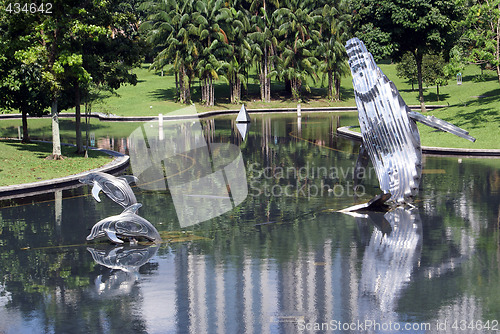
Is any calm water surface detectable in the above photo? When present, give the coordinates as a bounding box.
[0,113,499,333]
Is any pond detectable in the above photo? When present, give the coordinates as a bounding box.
[1,113,499,333]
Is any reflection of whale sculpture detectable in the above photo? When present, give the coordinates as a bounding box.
[80,172,138,208]
[345,38,475,204]
[86,204,162,244]
[87,244,159,273]
[358,208,422,320]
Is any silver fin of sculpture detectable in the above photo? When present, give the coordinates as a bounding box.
[80,172,138,208]
[86,204,162,244]
[345,38,475,204]
[236,104,251,123]
[407,110,476,142]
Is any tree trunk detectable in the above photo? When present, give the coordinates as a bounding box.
[260,65,265,101]
[175,71,179,102]
[230,75,234,104]
[75,82,83,153]
[496,11,500,86]
[186,76,191,104]
[179,66,185,104]
[211,76,215,106]
[236,76,241,103]
[328,70,334,102]
[284,78,291,95]
[415,51,427,112]
[21,110,30,143]
[47,98,64,160]
[334,75,341,101]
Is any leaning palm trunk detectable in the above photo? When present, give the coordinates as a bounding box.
[47,98,64,160]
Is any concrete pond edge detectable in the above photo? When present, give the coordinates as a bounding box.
[0,142,130,200]
[336,126,500,157]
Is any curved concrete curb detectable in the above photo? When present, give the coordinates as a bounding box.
[0,105,445,122]
[337,126,500,157]
[0,145,130,200]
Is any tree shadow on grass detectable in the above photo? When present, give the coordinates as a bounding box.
[423,91,450,103]
[442,88,500,128]
[3,140,53,159]
[2,139,106,159]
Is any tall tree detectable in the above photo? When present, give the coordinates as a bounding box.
[74,0,143,153]
[217,4,252,104]
[0,5,51,143]
[396,52,418,91]
[248,0,279,102]
[141,0,196,104]
[272,0,320,100]
[463,0,500,86]
[422,54,449,102]
[352,0,461,112]
[194,0,228,107]
[316,0,351,101]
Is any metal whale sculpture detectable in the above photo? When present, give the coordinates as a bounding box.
[86,203,162,244]
[80,172,138,208]
[345,38,475,205]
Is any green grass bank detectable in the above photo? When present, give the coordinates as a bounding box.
[0,140,112,186]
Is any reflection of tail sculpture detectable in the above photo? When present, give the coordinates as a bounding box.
[358,208,422,322]
[86,204,162,244]
[345,38,475,206]
[79,172,138,208]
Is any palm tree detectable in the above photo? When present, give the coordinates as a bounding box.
[141,0,196,104]
[193,0,228,106]
[272,0,321,100]
[217,3,252,104]
[316,1,351,101]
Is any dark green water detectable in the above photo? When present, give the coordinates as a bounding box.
[1,113,499,333]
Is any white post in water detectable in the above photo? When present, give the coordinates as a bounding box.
[159,113,164,141]
[297,103,301,117]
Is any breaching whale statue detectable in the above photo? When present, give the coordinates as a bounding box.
[86,204,162,244]
[80,172,138,208]
[344,38,475,206]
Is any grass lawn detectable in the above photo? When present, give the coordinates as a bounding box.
[0,140,113,186]
[1,62,499,149]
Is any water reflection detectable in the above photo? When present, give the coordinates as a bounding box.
[87,245,159,299]
[357,208,423,325]
[0,113,498,333]
[128,113,248,228]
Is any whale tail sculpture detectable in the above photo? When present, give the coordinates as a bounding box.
[344,38,475,208]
